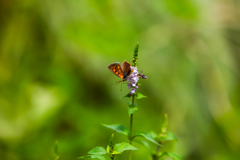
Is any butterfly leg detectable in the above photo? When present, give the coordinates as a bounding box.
[112,80,124,87]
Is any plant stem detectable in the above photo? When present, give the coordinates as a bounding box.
[129,113,133,144]
[129,94,135,143]
[129,151,132,160]
[129,42,139,160]
[156,142,161,153]
[129,94,135,160]
[152,141,162,160]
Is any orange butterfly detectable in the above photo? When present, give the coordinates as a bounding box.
[108,60,133,84]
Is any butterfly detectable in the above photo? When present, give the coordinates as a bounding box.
[108,60,148,85]
[108,60,133,84]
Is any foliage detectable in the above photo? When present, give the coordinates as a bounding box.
[79,43,180,160]
[78,133,137,160]
[1,0,240,160]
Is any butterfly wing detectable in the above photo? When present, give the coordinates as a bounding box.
[108,62,124,79]
[122,60,133,80]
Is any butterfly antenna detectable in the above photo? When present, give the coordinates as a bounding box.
[112,80,123,87]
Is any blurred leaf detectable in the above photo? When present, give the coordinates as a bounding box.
[165,132,178,141]
[168,152,181,160]
[123,93,131,98]
[133,139,151,152]
[128,107,138,116]
[102,124,129,135]
[88,147,107,155]
[133,102,137,107]
[127,102,137,108]
[149,130,158,139]
[112,142,138,154]
[159,132,178,142]
[106,145,110,153]
[159,152,181,160]
[78,155,106,160]
[135,93,147,99]
[128,102,138,116]
[164,0,197,19]
[133,132,160,146]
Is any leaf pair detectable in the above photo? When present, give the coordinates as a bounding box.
[151,114,178,143]
[78,147,106,160]
[123,92,147,99]
[158,152,181,160]
[102,124,161,146]
[78,143,137,160]
[128,102,138,116]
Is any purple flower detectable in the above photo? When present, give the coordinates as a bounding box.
[130,90,135,95]
[130,88,136,95]
[127,83,131,89]
[127,66,139,94]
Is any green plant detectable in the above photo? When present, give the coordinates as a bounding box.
[78,43,180,160]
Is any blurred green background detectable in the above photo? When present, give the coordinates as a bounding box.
[1,0,240,160]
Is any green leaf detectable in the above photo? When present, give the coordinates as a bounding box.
[78,155,106,160]
[159,132,178,142]
[133,139,151,151]
[106,145,110,153]
[168,152,181,160]
[149,130,158,139]
[165,0,197,20]
[128,106,138,116]
[133,132,161,146]
[135,93,147,99]
[133,102,137,107]
[128,102,138,116]
[158,152,181,160]
[101,124,129,135]
[88,147,107,155]
[165,132,178,141]
[123,93,132,98]
[112,142,138,154]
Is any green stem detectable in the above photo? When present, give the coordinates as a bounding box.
[129,94,135,143]
[129,151,132,160]
[129,42,139,160]
[156,141,162,154]
[152,141,162,160]
[129,94,135,160]
[129,113,133,144]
